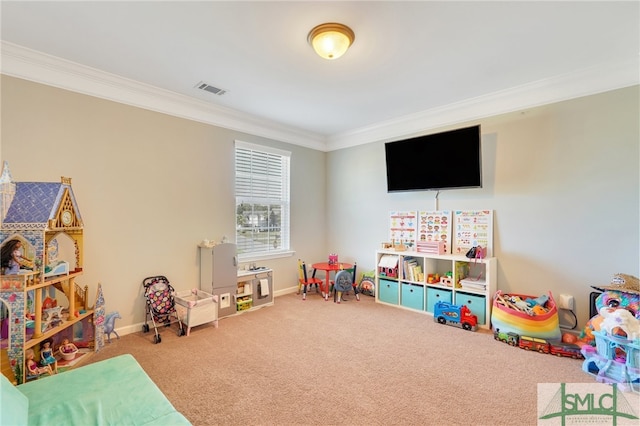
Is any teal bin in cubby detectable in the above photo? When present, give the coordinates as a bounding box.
[379,279,399,305]
[426,287,452,313]
[456,292,486,325]
[401,283,424,310]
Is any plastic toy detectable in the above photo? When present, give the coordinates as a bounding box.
[60,338,78,353]
[525,294,549,307]
[433,301,478,331]
[507,295,533,315]
[44,260,70,278]
[599,307,640,341]
[40,338,58,373]
[0,239,33,275]
[59,338,79,361]
[104,311,122,343]
[493,328,583,359]
[25,348,53,378]
[581,329,639,392]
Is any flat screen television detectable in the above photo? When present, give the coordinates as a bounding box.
[384,125,482,192]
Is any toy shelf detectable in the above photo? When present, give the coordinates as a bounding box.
[1,270,94,383]
[375,249,497,330]
[24,311,94,350]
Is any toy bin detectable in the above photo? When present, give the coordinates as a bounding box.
[174,289,218,336]
[456,292,486,325]
[379,279,399,305]
[401,283,424,310]
[426,287,452,313]
[491,290,561,340]
[236,297,253,312]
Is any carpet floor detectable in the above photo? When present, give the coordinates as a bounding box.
[88,292,615,425]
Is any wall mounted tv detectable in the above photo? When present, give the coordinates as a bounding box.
[384,125,482,192]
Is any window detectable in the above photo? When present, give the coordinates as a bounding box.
[235,141,290,259]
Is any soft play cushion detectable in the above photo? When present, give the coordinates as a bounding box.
[1,373,29,425]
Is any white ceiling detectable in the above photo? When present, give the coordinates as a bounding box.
[1,1,638,151]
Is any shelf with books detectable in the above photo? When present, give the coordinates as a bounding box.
[375,249,497,329]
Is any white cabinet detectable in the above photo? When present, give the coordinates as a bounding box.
[375,249,497,330]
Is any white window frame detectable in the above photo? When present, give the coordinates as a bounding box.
[235,140,292,261]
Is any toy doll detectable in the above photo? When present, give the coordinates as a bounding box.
[40,338,58,373]
[1,239,28,275]
[25,348,53,377]
[60,338,78,353]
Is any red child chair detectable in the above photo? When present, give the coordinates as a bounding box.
[297,259,323,300]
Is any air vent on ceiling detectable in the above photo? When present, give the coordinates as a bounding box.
[195,81,227,96]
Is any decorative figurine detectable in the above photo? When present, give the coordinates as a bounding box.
[40,338,58,373]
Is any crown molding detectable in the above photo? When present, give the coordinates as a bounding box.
[0,41,326,151]
[326,56,640,151]
[2,41,637,153]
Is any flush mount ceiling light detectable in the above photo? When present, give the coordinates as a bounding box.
[307,22,355,60]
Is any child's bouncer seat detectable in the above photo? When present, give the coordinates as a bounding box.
[333,269,360,304]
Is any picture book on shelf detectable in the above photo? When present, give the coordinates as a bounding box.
[402,257,423,282]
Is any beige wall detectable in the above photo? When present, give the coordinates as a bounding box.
[326,86,640,328]
[1,75,326,330]
[2,75,638,331]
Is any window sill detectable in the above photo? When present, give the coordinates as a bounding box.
[238,250,295,263]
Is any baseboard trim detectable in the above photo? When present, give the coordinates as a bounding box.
[109,288,300,337]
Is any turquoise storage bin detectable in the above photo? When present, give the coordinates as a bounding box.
[379,279,399,305]
[426,287,452,313]
[401,283,424,310]
[456,292,486,325]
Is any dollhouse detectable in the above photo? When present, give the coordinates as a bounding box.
[0,162,96,384]
[582,330,640,392]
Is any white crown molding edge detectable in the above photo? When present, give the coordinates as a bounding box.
[0,41,326,151]
[326,57,640,151]
[2,41,637,153]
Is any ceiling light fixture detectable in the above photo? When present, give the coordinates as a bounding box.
[307,23,355,60]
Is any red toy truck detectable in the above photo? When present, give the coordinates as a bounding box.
[433,301,478,331]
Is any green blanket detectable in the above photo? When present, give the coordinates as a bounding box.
[17,354,190,425]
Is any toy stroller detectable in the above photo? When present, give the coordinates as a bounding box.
[142,275,185,343]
